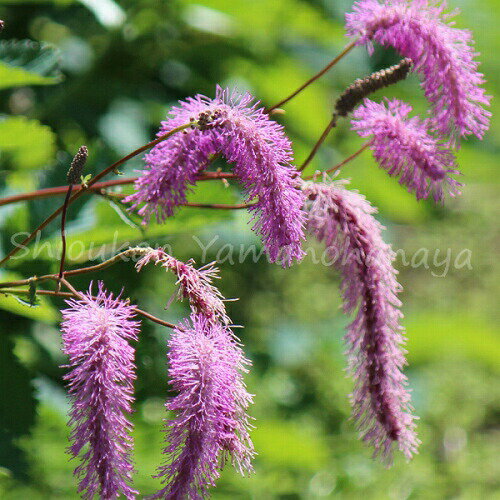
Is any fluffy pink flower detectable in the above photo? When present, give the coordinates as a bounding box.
[135,247,229,324]
[303,180,418,463]
[60,282,140,499]
[151,314,254,499]
[125,86,306,267]
[346,0,491,143]
[351,98,460,201]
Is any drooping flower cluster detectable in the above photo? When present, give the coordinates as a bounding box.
[351,98,461,201]
[125,86,306,267]
[134,249,255,497]
[151,314,254,499]
[51,2,491,497]
[60,283,140,499]
[345,0,491,143]
[135,247,229,324]
[303,180,419,462]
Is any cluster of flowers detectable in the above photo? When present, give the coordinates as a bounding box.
[62,251,253,499]
[59,0,489,498]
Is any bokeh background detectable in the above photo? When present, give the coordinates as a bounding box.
[0,0,498,498]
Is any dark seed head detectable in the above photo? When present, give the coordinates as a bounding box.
[335,58,413,117]
[67,146,88,184]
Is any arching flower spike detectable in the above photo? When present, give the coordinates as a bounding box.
[125,87,306,267]
[303,180,419,463]
[151,313,254,499]
[346,0,491,143]
[351,98,461,202]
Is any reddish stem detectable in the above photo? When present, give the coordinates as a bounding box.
[0,284,176,330]
[266,40,357,113]
[302,141,372,180]
[0,123,191,267]
[0,171,237,208]
[58,185,73,280]
[299,115,338,172]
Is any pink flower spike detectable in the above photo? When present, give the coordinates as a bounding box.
[125,86,306,267]
[60,282,140,499]
[345,0,491,143]
[351,98,461,202]
[303,180,419,464]
[151,313,254,499]
[135,247,229,325]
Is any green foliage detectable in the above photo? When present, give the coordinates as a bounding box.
[0,116,56,171]
[0,40,62,89]
[0,336,36,481]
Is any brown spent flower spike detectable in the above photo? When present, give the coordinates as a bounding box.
[335,58,413,117]
[67,146,89,185]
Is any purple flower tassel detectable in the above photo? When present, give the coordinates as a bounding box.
[345,0,491,143]
[60,282,140,499]
[303,180,419,463]
[135,247,229,325]
[351,98,461,202]
[125,86,306,267]
[151,313,254,499]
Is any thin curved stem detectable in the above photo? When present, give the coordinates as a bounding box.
[132,308,176,329]
[303,140,373,180]
[0,123,191,267]
[0,248,148,290]
[299,115,338,172]
[0,172,237,208]
[0,288,74,298]
[58,185,73,281]
[95,190,253,210]
[0,281,176,330]
[266,40,358,113]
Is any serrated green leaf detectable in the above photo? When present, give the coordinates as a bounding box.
[0,116,57,170]
[0,39,62,89]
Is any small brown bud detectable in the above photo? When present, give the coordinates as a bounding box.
[67,146,88,184]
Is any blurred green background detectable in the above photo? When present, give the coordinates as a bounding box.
[0,0,498,498]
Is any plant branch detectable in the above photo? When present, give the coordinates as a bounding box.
[182,201,253,209]
[58,185,73,281]
[303,141,373,180]
[0,277,176,330]
[266,40,357,113]
[0,172,238,208]
[299,115,338,172]
[0,248,149,290]
[0,123,192,267]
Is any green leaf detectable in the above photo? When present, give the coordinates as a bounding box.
[0,272,59,324]
[0,116,57,170]
[0,39,63,89]
[0,293,59,324]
